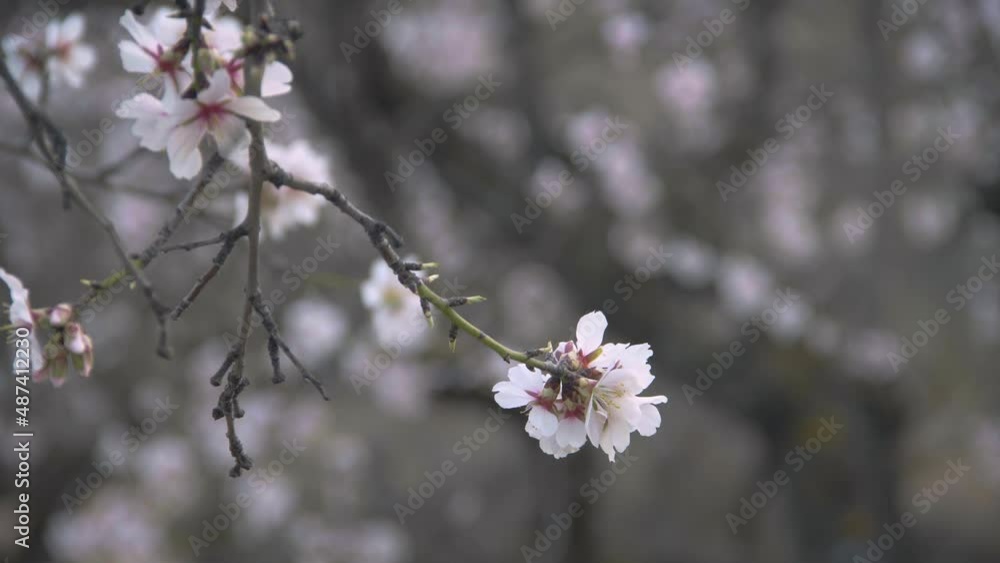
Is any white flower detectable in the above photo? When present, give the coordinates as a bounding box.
[492,311,667,460]
[2,13,95,100]
[584,369,666,461]
[44,14,96,89]
[232,140,328,239]
[204,15,293,97]
[2,33,46,100]
[1,269,95,386]
[360,259,429,349]
[117,9,190,91]
[115,81,180,151]
[526,420,580,459]
[166,69,280,178]
[493,365,560,436]
[0,269,44,381]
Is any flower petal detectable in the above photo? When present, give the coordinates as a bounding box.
[210,112,249,156]
[556,417,587,448]
[226,96,281,122]
[198,69,233,104]
[528,407,558,437]
[636,398,666,436]
[575,311,607,354]
[167,121,207,179]
[261,61,293,97]
[119,10,157,49]
[507,364,546,393]
[492,381,532,409]
[119,40,155,73]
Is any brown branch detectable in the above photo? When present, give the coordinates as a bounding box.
[0,53,174,358]
[170,226,248,320]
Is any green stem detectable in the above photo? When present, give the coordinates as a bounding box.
[416,283,562,375]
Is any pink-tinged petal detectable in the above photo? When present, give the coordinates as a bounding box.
[492,381,532,408]
[119,40,155,73]
[556,417,587,448]
[575,311,607,354]
[261,61,293,97]
[119,10,157,49]
[64,323,87,355]
[67,44,96,73]
[116,93,160,119]
[167,121,207,179]
[608,416,632,452]
[210,112,249,155]
[0,268,33,327]
[528,407,559,436]
[614,397,643,427]
[596,368,652,395]
[150,8,186,45]
[585,403,606,446]
[507,364,546,393]
[205,16,243,53]
[57,14,86,43]
[170,98,201,124]
[76,335,94,377]
[635,398,666,436]
[226,96,281,122]
[198,69,233,104]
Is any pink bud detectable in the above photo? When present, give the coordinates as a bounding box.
[48,303,73,327]
[75,334,94,377]
[64,322,87,355]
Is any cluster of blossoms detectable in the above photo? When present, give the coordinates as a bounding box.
[1,269,93,387]
[115,6,330,237]
[1,14,96,101]
[493,312,667,460]
[115,5,290,179]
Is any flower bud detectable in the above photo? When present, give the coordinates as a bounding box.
[48,353,68,387]
[71,334,94,377]
[48,303,73,327]
[64,322,87,355]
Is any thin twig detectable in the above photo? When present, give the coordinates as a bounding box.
[0,54,174,358]
[272,168,571,379]
[171,226,248,320]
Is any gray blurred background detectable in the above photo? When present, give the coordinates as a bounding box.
[1,0,999,562]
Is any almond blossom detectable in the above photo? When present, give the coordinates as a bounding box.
[492,311,667,460]
[493,365,560,436]
[232,140,328,239]
[2,13,95,100]
[1,268,43,375]
[165,69,281,178]
[199,13,293,98]
[1,269,94,386]
[115,81,180,151]
[117,9,190,91]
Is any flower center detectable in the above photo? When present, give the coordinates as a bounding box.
[197,102,228,125]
